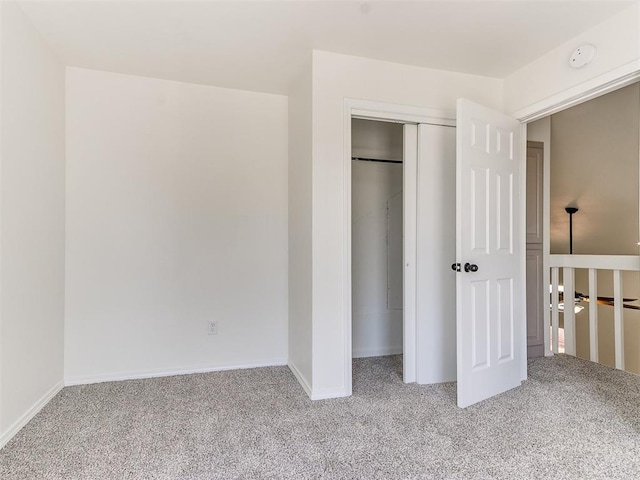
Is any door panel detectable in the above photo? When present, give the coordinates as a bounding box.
[471,168,489,253]
[470,279,490,369]
[526,146,543,244]
[416,124,456,384]
[526,247,544,357]
[497,277,514,362]
[496,172,514,254]
[526,142,544,358]
[402,124,418,383]
[456,99,523,408]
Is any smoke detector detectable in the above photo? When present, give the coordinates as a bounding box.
[569,44,596,69]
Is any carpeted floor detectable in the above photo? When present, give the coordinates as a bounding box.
[1,354,640,479]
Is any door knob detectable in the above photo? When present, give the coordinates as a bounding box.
[464,263,478,273]
[451,263,461,272]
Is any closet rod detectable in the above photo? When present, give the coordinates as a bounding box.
[352,156,403,165]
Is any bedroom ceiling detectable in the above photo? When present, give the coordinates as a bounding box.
[17,0,636,95]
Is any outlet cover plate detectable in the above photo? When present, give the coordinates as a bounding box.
[208,320,218,335]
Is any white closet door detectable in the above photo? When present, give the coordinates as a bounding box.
[416,124,457,384]
[403,124,418,383]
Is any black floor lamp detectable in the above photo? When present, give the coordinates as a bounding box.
[565,206,578,254]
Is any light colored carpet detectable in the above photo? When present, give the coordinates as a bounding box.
[1,354,640,479]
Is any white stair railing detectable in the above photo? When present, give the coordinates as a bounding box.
[549,255,640,371]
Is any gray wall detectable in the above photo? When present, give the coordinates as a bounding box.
[551,83,639,256]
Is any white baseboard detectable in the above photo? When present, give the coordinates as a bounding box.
[287,361,312,398]
[352,345,403,359]
[309,387,350,401]
[65,358,288,386]
[0,380,64,450]
[287,362,351,400]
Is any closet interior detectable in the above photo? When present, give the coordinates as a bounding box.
[351,119,404,373]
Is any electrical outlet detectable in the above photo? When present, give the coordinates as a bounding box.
[208,320,218,335]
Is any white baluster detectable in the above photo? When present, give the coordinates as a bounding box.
[563,267,576,356]
[613,269,624,370]
[588,268,598,363]
[551,267,559,354]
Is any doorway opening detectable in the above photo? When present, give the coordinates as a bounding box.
[346,108,457,395]
[344,99,523,408]
[527,81,640,371]
[351,118,405,385]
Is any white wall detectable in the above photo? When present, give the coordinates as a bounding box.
[287,60,313,393]
[0,1,65,447]
[505,3,640,118]
[65,68,288,383]
[309,50,503,397]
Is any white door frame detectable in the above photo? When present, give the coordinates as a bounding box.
[514,69,640,123]
[343,99,455,391]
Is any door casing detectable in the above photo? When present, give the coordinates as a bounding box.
[343,99,455,393]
